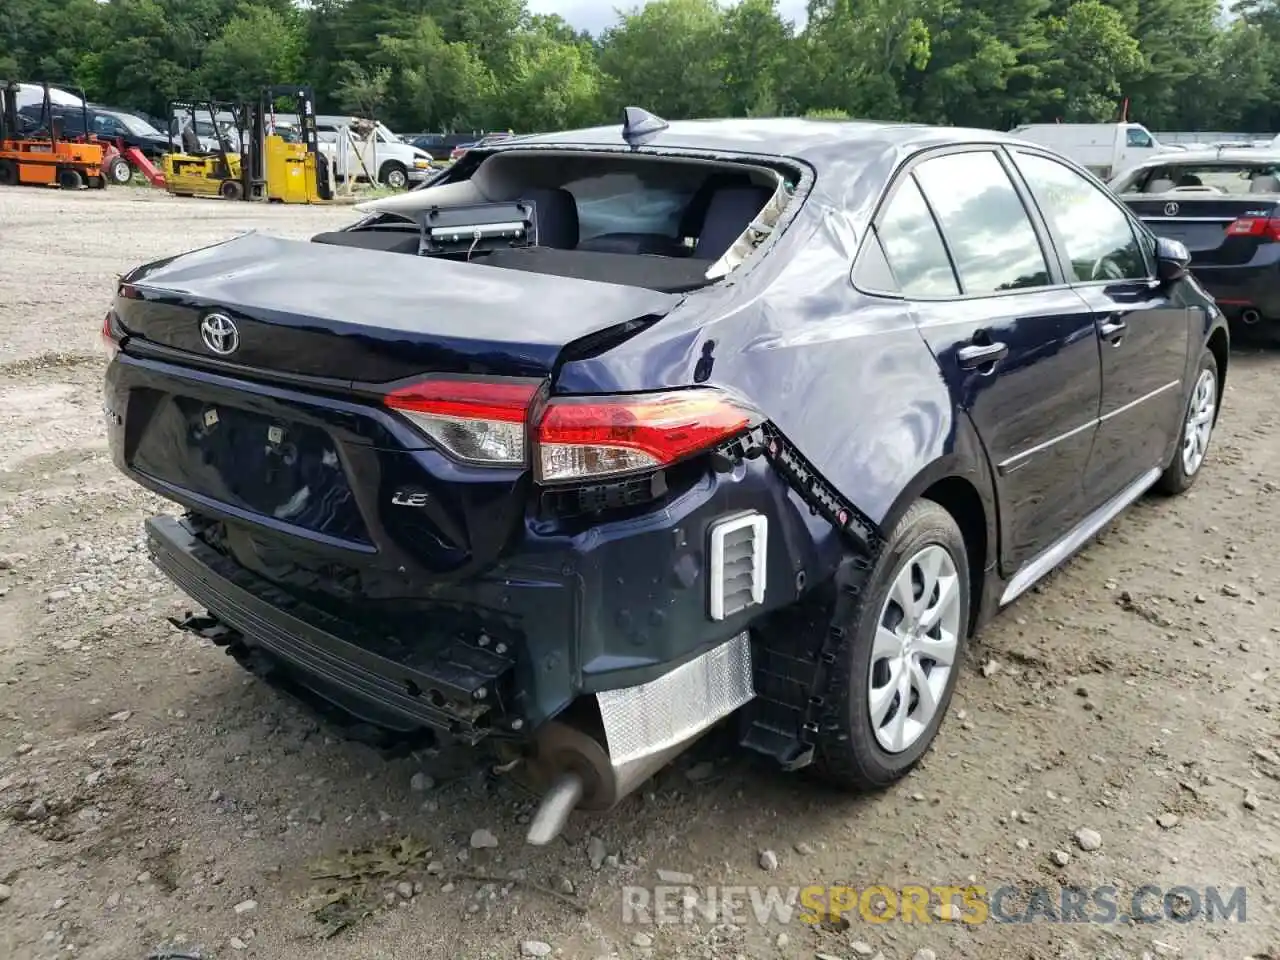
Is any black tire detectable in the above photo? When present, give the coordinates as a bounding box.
[1155,349,1219,495]
[105,156,132,185]
[0,159,16,186]
[380,161,408,190]
[88,176,105,190]
[219,179,244,201]
[813,499,970,790]
[58,168,83,190]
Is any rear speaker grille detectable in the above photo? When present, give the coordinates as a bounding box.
[708,513,767,620]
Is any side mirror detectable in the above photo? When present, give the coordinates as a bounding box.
[1155,236,1191,282]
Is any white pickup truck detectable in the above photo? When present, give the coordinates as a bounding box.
[312,116,436,189]
[1008,122,1184,180]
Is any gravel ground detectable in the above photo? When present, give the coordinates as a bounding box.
[1,187,1278,960]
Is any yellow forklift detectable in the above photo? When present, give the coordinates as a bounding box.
[162,99,245,199]
[162,86,330,204]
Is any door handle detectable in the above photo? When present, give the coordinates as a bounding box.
[1099,317,1127,344]
[957,341,1009,370]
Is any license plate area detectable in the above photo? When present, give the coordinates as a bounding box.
[129,391,371,544]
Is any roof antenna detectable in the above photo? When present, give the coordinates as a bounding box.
[621,106,668,148]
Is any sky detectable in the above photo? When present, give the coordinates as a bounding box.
[527,0,810,35]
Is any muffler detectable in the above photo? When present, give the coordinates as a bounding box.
[523,630,754,845]
[1241,308,1262,325]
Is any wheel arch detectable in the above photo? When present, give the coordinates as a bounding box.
[1206,324,1228,415]
[876,418,999,636]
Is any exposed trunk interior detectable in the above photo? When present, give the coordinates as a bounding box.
[312,149,797,292]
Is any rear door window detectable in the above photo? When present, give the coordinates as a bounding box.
[1014,151,1148,282]
[913,151,1053,294]
[874,176,958,297]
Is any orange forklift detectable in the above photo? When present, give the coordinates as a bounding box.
[0,81,106,189]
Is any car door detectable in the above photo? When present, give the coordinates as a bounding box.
[868,147,1104,575]
[1010,150,1192,501]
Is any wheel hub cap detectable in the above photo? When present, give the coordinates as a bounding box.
[868,544,961,754]
[1181,367,1216,477]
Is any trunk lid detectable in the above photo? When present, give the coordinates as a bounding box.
[115,232,681,382]
[1121,195,1280,266]
[111,231,682,586]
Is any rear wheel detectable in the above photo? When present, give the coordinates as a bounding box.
[105,155,132,185]
[1155,350,1219,495]
[219,179,244,201]
[58,168,83,190]
[88,175,105,190]
[0,159,16,186]
[380,161,408,190]
[813,499,970,790]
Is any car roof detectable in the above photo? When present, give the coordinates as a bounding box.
[501,117,1033,170]
[1125,148,1280,167]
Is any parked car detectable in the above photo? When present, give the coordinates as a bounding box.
[102,113,1227,846]
[406,132,480,161]
[1109,148,1280,339]
[19,103,170,160]
[449,131,515,162]
[1010,121,1184,180]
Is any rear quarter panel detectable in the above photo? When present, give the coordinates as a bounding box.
[555,180,992,545]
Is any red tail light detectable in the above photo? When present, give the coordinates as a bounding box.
[385,380,761,481]
[1225,216,1280,240]
[536,388,762,483]
[101,312,119,362]
[384,378,539,466]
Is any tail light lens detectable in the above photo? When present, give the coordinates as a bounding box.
[536,388,761,483]
[101,312,119,362]
[385,379,760,482]
[384,378,540,466]
[1225,216,1280,240]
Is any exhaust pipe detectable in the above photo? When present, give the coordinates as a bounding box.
[523,630,755,845]
[1241,308,1262,325]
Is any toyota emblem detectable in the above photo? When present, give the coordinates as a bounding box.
[1164,201,1179,216]
[200,313,239,356]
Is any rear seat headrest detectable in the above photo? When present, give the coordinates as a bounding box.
[519,188,579,249]
[694,185,773,261]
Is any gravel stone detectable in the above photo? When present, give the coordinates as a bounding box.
[758,849,779,872]
[469,828,498,849]
[1244,792,1260,811]
[396,881,414,899]
[912,951,938,960]
[851,941,875,956]
[521,941,552,957]
[409,772,434,792]
[1050,850,1071,867]
[1156,813,1180,829]
[656,869,694,884]
[631,931,653,948]
[587,835,607,869]
[1074,828,1103,852]
[0,883,11,902]
[233,898,258,915]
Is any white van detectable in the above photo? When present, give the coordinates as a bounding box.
[1008,122,1183,180]
[311,115,435,189]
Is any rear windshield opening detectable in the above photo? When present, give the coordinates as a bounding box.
[312,150,799,293]
[1114,162,1280,196]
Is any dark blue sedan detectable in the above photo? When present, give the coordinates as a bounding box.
[101,110,1228,845]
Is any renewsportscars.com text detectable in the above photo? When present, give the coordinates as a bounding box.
[621,883,1247,926]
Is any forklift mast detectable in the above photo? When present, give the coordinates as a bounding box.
[0,81,18,141]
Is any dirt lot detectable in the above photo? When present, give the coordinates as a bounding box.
[0,187,1278,960]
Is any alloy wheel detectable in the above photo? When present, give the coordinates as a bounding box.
[868,544,962,754]
[1182,368,1216,476]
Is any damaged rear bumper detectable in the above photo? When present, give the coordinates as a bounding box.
[150,514,515,743]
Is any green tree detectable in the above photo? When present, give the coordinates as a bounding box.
[721,0,794,116]
[199,4,303,101]
[598,0,728,119]
[1040,0,1143,121]
[377,15,496,130]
